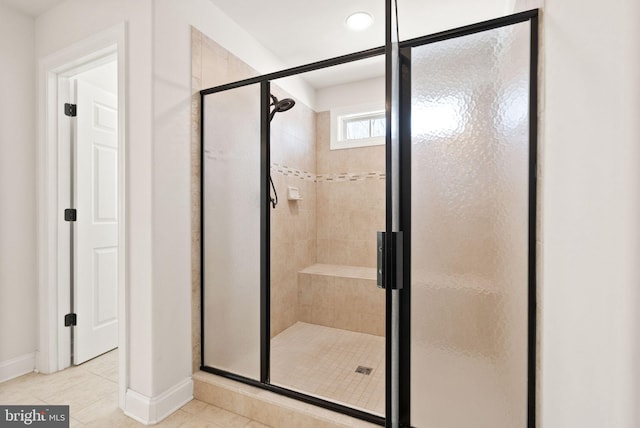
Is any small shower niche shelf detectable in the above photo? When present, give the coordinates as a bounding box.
[297,263,383,337]
[287,186,303,201]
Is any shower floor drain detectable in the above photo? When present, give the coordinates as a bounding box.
[355,366,373,375]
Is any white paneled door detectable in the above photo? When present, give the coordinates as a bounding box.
[74,79,118,364]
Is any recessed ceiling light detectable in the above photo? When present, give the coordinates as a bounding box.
[345,12,374,31]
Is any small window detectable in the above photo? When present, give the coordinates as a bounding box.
[330,103,386,150]
[344,113,386,140]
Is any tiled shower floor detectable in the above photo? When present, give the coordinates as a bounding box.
[270,322,385,416]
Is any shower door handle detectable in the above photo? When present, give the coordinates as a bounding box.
[377,231,385,288]
[377,231,403,290]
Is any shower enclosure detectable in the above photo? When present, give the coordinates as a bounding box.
[200,6,538,427]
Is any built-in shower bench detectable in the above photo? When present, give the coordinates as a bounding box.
[297,263,384,336]
[298,263,376,280]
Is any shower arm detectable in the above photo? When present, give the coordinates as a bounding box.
[269,175,278,208]
[268,94,295,209]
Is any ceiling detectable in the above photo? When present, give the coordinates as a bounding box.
[4,0,512,89]
[0,0,65,16]
[208,0,511,89]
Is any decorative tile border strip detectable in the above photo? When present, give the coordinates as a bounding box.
[270,162,385,183]
[316,171,386,182]
[270,162,315,181]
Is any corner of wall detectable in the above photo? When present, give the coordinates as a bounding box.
[0,353,36,383]
[124,376,193,425]
[511,0,544,13]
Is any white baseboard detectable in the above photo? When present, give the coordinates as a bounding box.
[0,353,36,383]
[124,377,193,425]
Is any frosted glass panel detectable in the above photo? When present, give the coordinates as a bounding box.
[203,84,261,380]
[410,22,530,427]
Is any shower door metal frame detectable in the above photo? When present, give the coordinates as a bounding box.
[200,8,538,428]
[394,9,539,428]
[200,48,388,427]
[383,1,402,427]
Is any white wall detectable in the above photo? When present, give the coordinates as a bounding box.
[148,0,193,397]
[31,0,303,417]
[0,3,37,380]
[35,0,155,399]
[315,76,385,112]
[33,0,302,414]
[541,1,640,426]
[175,0,315,107]
[150,0,317,397]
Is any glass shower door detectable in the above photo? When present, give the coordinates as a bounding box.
[201,83,263,380]
[198,9,537,426]
[402,18,535,427]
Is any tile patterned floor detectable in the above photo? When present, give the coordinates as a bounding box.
[270,322,385,416]
[0,350,270,427]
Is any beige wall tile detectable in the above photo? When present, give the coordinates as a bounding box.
[315,110,385,269]
[297,270,383,335]
[191,28,202,79]
[298,303,312,323]
[245,421,271,428]
[268,85,317,337]
[195,371,380,427]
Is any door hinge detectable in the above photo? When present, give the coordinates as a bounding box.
[377,231,403,290]
[64,313,77,327]
[64,208,77,222]
[64,103,77,117]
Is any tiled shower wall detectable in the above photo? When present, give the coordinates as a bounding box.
[192,27,386,371]
[315,112,386,268]
[269,86,317,337]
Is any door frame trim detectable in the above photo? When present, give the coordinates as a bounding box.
[36,22,128,408]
